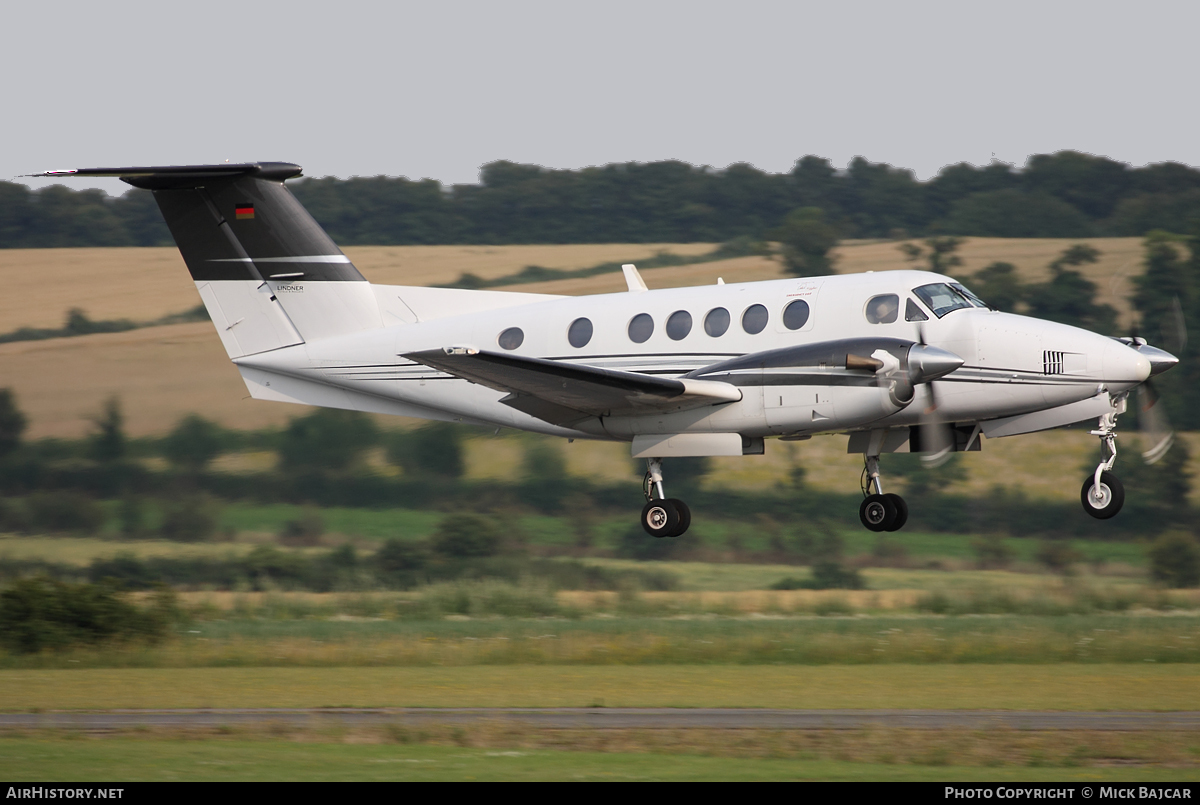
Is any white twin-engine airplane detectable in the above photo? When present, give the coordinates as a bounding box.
[34,162,1180,537]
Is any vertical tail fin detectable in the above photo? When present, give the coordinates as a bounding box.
[34,163,382,357]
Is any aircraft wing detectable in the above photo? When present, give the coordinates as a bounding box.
[402,348,742,426]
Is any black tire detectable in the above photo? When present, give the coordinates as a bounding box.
[641,499,681,537]
[666,498,691,537]
[1081,471,1125,519]
[859,494,897,532]
[884,493,908,532]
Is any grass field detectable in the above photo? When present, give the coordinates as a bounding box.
[3,664,1198,710]
[0,522,1157,574]
[7,612,1198,670]
[2,735,1196,781]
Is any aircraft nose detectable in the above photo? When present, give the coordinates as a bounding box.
[908,344,965,384]
[1103,339,1152,387]
[1138,344,1179,377]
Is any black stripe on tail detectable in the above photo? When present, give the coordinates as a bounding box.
[45,163,364,283]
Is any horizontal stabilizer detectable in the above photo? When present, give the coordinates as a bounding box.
[403,348,741,426]
[26,162,302,189]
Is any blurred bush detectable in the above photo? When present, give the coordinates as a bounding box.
[278,506,325,546]
[164,415,225,472]
[0,389,28,459]
[278,409,379,472]
[159,494,221,542]
[616,524,681,561]
[1036,539,1083,574]
[771,560,863,590]
[25,491,105,534]
[1148,530,1200,588]
[387,423,465,479]
[432,514,501,559]
[0,577,178,653]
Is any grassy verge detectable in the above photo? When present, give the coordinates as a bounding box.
[5,612,1199,669]
[1,733,1197,781]
[3,664,1198,711]
[0,528,1156,582]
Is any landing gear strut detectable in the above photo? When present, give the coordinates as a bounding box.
[640,457,691,538]
[1082,405,1126,519]
[859,454,908,532]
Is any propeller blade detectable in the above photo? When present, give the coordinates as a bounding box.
[1138,379,1174,465]
[919,382,953,468]
[1164,295,1188,355]
[911,323,959,467]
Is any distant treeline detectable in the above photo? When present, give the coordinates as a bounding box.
[6,151,1200,247]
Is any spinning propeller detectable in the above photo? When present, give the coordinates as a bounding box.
[913,323,959,467]
[1128,299,1185,465]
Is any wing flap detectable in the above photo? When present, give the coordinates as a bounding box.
[402,348,741,425]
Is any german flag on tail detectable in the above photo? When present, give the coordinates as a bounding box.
[235,203,254,220]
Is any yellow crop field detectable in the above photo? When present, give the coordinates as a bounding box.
[0,243,715,333]
[0,322,276,437]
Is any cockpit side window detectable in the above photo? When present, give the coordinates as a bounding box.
[913,283,973,318]
[905,298,928,322]
[864,294,899,324]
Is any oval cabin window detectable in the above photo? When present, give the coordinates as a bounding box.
[628,313,654,344]
[567,317,593,348]
[782,299,810,330]
[742,304,768,334]
[704,307,730,337]
[666,310,692,341]
[498,327,524,350]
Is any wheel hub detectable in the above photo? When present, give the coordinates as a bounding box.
[646,506,669,529]
[1088,483,1112,509]
[864,501,887,525]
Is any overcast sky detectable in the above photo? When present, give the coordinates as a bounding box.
[8,0,1199,196]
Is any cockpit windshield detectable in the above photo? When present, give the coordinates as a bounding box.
[950,282,988,309]
[913,283,983,318]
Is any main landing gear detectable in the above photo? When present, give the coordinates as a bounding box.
[859,454,908,532]
[640,457,691,538]
[1082,409,1126,519]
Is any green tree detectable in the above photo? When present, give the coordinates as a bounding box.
[966,262,1023,312]
[937,189,1094,238]
[1023,244,1117,334]
[0,389,27,458]
[164,414,224,472]
[387,423,465,479]
[775,207,839,276]
[1131,231,1199,428]
[278,409,379,472]
[522,439,566,481]
[900,236,964,273]
[89,397,126,463]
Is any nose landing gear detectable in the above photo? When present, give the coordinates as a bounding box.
[640,457,691,538]
[1082,408,1126,519]
[859,454,908,532]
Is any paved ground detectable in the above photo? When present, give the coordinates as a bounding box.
[4,709,1199,731]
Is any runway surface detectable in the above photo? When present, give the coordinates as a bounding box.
[4,709,1199,730]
